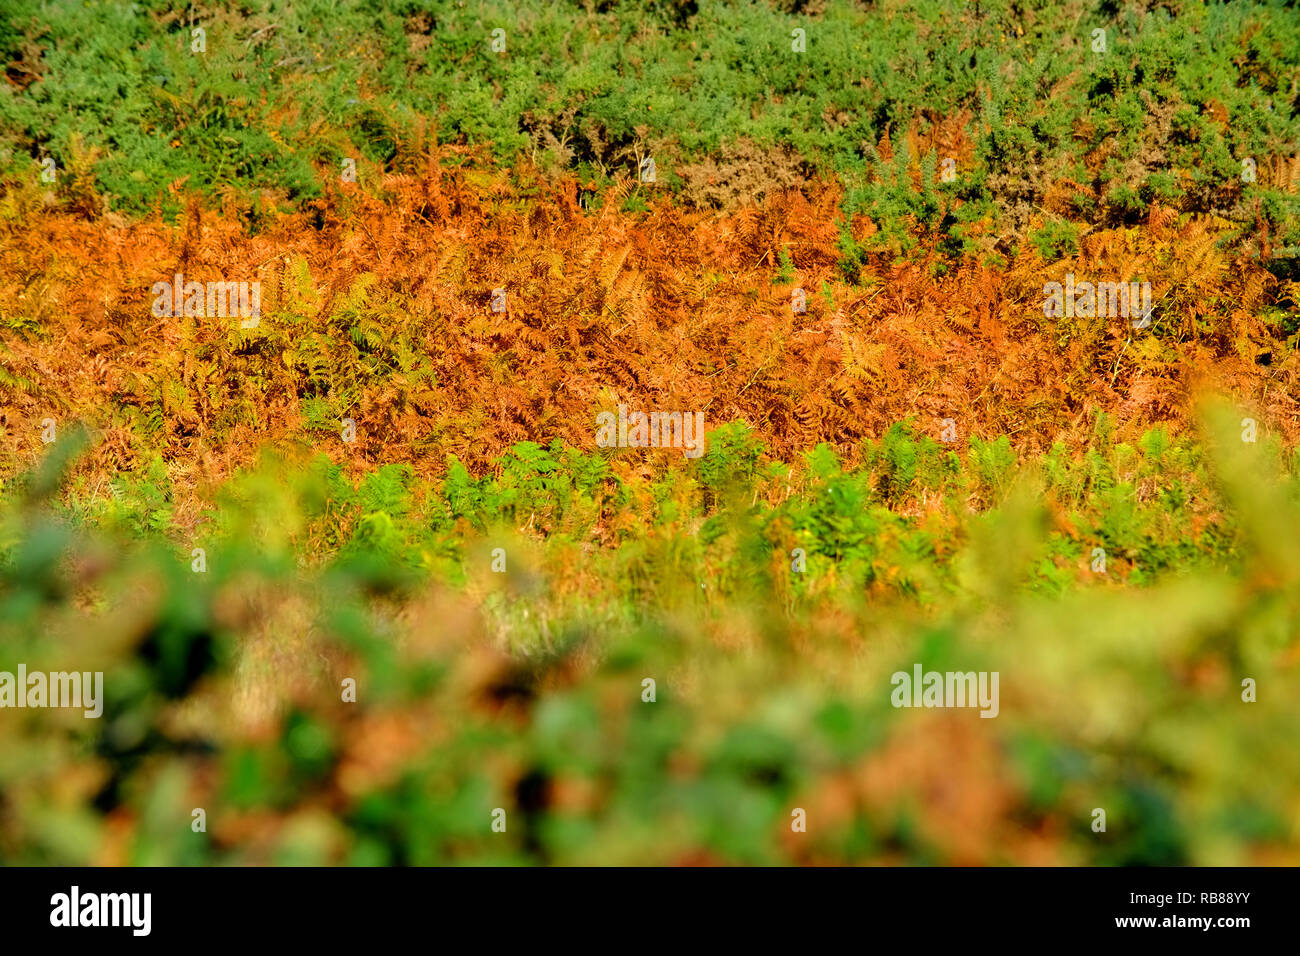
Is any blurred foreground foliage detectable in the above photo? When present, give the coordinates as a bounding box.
[1,403,1298,865]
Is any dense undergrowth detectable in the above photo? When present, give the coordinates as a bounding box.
[1,0,1298,267]
[1,159,1297,494]
[48,414,1285,600]
[2,0,1299,867]
[2,403,1299,864]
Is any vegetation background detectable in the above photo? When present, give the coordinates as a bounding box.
[0,0,1298,864]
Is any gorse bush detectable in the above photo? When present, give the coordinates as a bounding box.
[2,0,1297,265]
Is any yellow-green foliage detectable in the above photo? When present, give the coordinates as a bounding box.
[1,405,1296,865]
